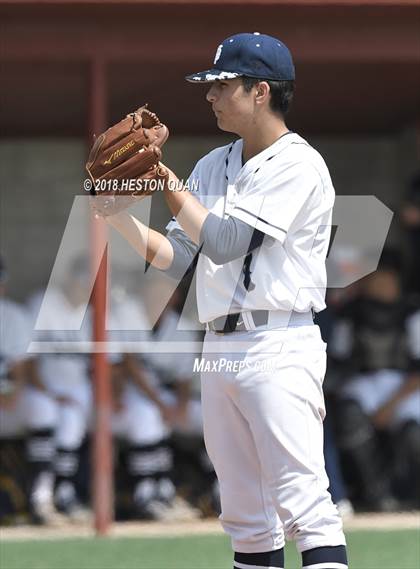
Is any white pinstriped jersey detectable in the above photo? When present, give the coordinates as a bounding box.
[168,133,335,323]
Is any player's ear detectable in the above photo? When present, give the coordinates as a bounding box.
[255,81,270,104]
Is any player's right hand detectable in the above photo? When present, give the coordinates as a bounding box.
[158,162,181,193]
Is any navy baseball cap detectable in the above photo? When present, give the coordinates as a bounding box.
[186,32,295,83]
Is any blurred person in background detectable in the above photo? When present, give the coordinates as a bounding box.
[140,274,219,517]
[316,306,354,518]
[329,251,420,511]
[109,271,181,520]
[400,170,420,297]
[0,256,58,525]
[315,245,368,519]
[109,270,218,519]
[27,256,93,521]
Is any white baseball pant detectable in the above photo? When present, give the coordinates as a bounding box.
[201,324,346,554]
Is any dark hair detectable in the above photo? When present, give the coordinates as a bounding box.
[241,77,295,117]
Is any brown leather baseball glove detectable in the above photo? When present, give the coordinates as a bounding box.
[86,104,169,216]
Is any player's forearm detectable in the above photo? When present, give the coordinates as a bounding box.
[105,211,174,270]
[124,356,165,409]
[131,374,162,407]
[375,374,420,417]
[164,186,209,244]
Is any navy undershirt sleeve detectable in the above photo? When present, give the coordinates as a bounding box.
[165,228,200,280]
[164,214,265,278]
[200,213,265,264]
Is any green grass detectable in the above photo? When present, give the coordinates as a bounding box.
[0,530,419,569]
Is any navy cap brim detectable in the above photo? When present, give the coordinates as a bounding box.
[186,69,242,83]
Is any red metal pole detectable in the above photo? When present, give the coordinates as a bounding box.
[88,57,114,535]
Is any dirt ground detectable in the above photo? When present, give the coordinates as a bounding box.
[1,512,419,541]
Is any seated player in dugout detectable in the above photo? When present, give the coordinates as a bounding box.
[0,256,58,525]
[92,33,348,569]
[329,255,420,511]
[27,257,93,522]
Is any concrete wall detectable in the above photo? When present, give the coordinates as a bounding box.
[1,130,417,302]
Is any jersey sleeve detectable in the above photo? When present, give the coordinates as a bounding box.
[229,160,325,243]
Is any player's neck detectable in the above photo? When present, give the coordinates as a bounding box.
[241,117,289,163]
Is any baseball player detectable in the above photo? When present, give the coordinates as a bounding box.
[109,280,176,520]
[27,257,93,520]
[0,257,58,525]
[99,33,347,569]
[109,270,209,519]
[329,262,420,509]
[140,275,203,435]
[138,274,219,515]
